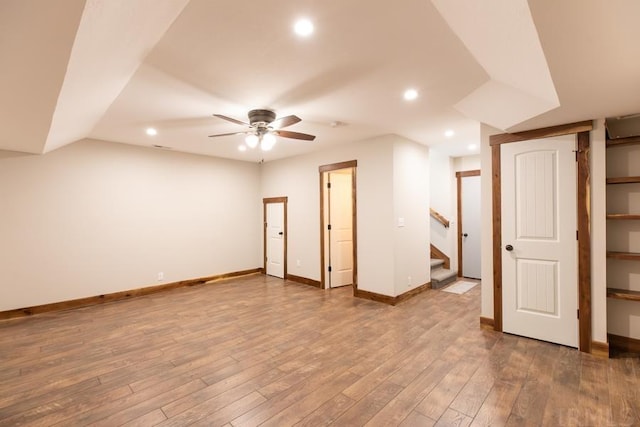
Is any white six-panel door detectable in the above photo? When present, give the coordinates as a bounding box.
[501,135,578,348]
[266,202,284,278]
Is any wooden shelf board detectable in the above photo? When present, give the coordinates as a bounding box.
[607,176,640,185]
[607,251,640,260]
[607,136,640,147]
[607,214,640,220]
[607,287,640,301]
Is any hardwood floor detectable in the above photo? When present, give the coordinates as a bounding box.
[0,274,638,426]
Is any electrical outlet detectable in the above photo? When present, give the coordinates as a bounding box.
[157,272,164,281]
[407,276,412,287]
[296,259,301,267]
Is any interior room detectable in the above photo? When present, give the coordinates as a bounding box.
[2,0,640,425]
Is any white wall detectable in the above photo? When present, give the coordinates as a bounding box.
[453,155,480,172]
[429,151,481,274]
[0,139,262,311]
[393,140,430,295]
[261,134,429,297]
[429,149,454,266]
[479,122,608,344]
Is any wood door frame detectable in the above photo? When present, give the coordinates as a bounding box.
[263,197,288,278]
[319,160,358,291]
[490,120,593,353]
[456,169,481,278]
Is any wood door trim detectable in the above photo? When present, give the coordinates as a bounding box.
[456,170,481,277]
[489,120,593,146]
[319,160,358,291]
[491,123,593,353]
[263,197,288,279]
[319,160,357,173]
[492,145,503,332]
[577,131,591,353]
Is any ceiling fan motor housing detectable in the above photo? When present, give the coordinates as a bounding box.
[248,109,276,127]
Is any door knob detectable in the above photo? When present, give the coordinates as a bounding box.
[463,233,468,237]
[505,244,513,251]
[278,232,284,235]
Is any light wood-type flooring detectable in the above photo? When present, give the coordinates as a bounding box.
[1,274,639,426]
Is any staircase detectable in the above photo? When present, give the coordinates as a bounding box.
[430,258,457,289]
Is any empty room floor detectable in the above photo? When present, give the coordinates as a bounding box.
[0,274,638,426]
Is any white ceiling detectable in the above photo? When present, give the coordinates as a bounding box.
[2,0,640,162]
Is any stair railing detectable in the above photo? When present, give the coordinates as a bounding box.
[429,208,450,228]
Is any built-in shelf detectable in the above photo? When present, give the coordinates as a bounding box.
[607,214,640,220]
[607,251,640,260]
[607,176,640,185]
[607,287,640,302]
[607,136,640,147]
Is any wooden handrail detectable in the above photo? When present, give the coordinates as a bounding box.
[430,208,450,228]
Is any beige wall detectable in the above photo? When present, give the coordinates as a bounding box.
[261,134,429,297]
[393,139,430,295]
[0,139,262,311]
[480,121,608,344]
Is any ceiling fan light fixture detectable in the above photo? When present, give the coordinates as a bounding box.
[261,133,276,151]
[245,133,259,148]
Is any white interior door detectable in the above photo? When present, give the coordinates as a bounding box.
[461,174,481,279]
[266,202,284,278]
[328,171,353,288]
[501,135,578,348]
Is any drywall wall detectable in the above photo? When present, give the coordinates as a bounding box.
[429,148,455,268]
[393,140,430,295]
[261,134,429,297]
[0,139,262,311]
[480,124,497,319]
[480,121,608,344]
[454,155,480,171]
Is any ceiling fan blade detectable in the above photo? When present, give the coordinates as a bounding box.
[270,115,301,129]
[208,131,247,138]
[275,130,316,141]
[213,114,249,126]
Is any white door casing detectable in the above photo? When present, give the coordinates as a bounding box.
[501,135,578,348]
[461,174,481,279]
[328,171,353,288]
[266,202,285,278]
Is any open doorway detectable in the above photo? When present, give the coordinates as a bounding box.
[320,161,357,290]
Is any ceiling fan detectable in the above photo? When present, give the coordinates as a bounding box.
[209,109,316,151]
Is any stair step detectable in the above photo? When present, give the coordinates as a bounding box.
[431,268,457,289]
[430,259,444,269]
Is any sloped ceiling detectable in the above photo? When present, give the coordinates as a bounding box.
[2,0,640,161]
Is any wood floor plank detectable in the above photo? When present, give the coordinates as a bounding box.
[331,380,405,426]
[0,277,637,426]
[398,410,436,427]
[294,392,356,427]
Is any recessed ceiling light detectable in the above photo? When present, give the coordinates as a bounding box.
[468,144,477,151]
[146,127,157,136]
[238,145,247,152]
[403,89,418,101]
[444,129,454,138]
[294,18,314,37]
